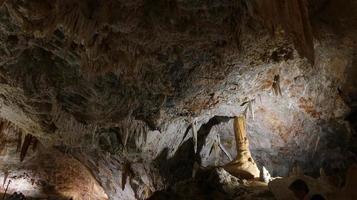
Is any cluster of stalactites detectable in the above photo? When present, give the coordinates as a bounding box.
[245,0,314,64]
[0,118,38,162]
[1,0,315,77]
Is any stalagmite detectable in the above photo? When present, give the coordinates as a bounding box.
[261,166,272,183]
[223,116,260,179]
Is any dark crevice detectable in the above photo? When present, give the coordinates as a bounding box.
[196,116,234,165]
[153,115,233,186]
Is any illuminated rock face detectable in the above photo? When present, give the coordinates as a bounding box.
[0,123,108,199]
[0,0,355,199]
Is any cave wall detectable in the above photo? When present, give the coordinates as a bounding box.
[0,121,107,199]
[200,33,355,176]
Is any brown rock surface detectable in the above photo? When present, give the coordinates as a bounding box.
[0,0,354,199]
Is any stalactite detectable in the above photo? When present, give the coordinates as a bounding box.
[20,134,33,162]
[121,162,134,190]
[16,131,22,153]
[217,134,233,161]
[0,120,6,133]
[246,0,315,63]
[272,75,282,96]
[248,99,255,120]
[135,126,143,149]
[191,119,198,153]
[312,135,320,157]
[123,127,129,147]
[0,120,7,154]
[2,171,8,187]
[32,137,38,152]
[213,139,220,166]
[142,126,148,148]
[241,99,255,120]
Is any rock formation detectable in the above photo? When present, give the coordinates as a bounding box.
[0,0,354,199]
[269,164,357,200]
[224,116,260,179]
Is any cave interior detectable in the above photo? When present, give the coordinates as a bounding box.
[0,0,356,199]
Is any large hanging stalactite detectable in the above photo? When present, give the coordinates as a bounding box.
[245,0,315,64]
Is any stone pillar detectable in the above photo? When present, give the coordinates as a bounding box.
[223,116,260,179]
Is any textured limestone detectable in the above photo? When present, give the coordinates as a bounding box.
[0,0,354,199]
[0,122,107,199]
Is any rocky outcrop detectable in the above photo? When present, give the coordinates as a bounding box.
[269,164,357,200]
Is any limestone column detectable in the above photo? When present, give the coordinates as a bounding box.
[223,116,260,179]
